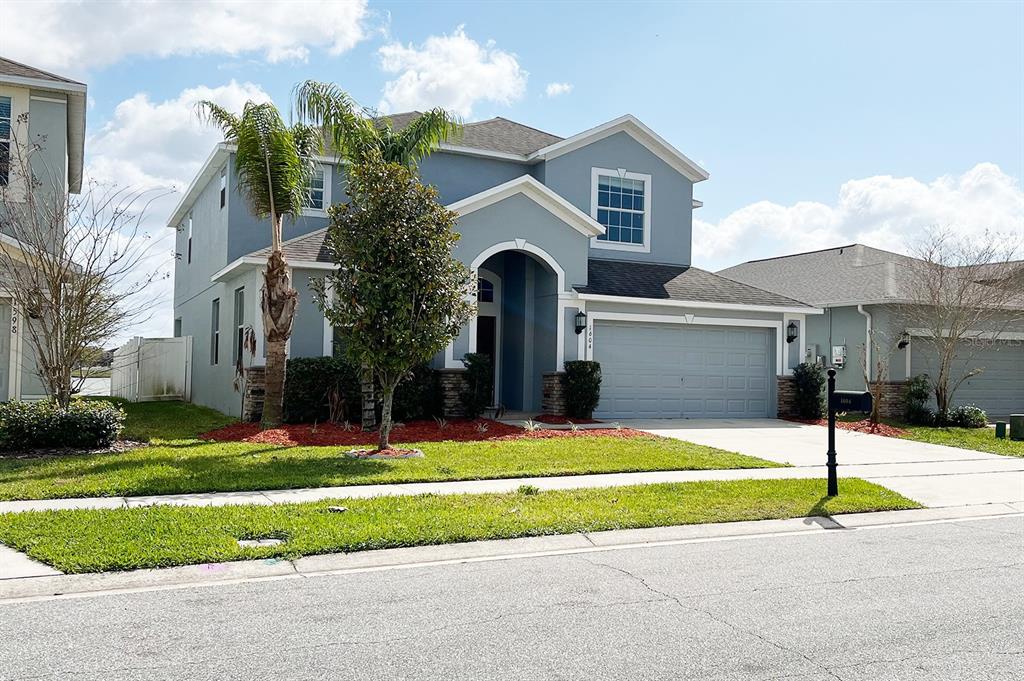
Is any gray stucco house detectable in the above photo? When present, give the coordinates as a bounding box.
[0,57,87,401]
[169,113,820,419]
[720,244,1024,418]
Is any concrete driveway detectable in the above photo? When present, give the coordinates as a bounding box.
[626,418,1024,508]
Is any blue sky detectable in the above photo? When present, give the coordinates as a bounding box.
[4,0,1022,336]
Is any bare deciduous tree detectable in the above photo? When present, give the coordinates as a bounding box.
[897,229,1024,415]
[0,116,168,407]
[859,329,896,425]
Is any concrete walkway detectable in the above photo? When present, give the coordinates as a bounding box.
[628,418,1024,507]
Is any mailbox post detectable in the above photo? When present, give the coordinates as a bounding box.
[825,368,873,497]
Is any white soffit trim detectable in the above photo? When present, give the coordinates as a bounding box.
[575,293,822,315]
[167,143,231,228]
[529,115,710,183]
[211,257,335,282]
[448,175,605,238]
[906,327,1024,341]
[437,143,527,162]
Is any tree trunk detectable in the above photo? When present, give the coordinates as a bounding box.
[378,382,395,451]
[260,232,298,428]
[360,365,376,430]
[263,339,287,427]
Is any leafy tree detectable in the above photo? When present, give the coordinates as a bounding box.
[197,101,319,427]
[295,81,462,427]
[313,158,473,450]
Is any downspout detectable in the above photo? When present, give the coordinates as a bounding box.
[857,304,872,383]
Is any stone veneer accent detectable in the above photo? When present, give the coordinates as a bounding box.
[438,368,469,418]
[241,366,266,422]
[542,371,568,416]
[776,375,907,419]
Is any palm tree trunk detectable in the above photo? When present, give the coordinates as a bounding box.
[260,215,298,428]
[360,365,376,430]
[378,382,395,451]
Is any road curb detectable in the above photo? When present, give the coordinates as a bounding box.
[1,502,1019,604]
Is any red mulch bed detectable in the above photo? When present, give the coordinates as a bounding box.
[200,419,649,447]
[783,417,908,438]
[534,414,603,425]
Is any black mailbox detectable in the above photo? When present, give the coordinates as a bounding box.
[830,390,873,413]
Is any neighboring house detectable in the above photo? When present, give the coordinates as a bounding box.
[169,114,819,419]
[720,244,1024,417]
[0,57,87,401]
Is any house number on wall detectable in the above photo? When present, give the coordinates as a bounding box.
[10,310,17,335]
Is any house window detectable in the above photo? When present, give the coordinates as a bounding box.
[591,168,652,251]
[478,278,494,303]
[0,96,11,187]
[303,166,326,211]
[173,318,182,338]
[187,213,193,264]
[233,287,245,364]
[219,167,227,209]
[210,298,220,365]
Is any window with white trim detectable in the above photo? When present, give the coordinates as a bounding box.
[219,166,227,209]
[591,168,651,250]
[477,278,494,303]
[303,166,326,211]
[210,298,220,365]
[187,213,193,264]
[0,96,11,187]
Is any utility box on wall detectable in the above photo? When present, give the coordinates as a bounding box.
[831,345,847,369]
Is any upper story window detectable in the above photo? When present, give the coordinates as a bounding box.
[590,168,652,253]
[0,96,11,187]
[302,165,331,215]
[186,213,193,264]
[219,167,227,209]
[477,278,494,303]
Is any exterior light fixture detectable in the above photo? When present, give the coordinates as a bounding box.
[898,331,911,349]
[574,310,587,335]
[786,321,798,344]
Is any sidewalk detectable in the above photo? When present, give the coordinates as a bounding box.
[2,502,1020,601]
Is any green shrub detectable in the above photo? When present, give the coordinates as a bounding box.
[392,364,442,421]
[283,357,360,424]
[564,360,602,419]
[0,399,125,451]
[459,353,493,419]
[791,363,826,419]
[949,404,988,428]
[904,374,934,425]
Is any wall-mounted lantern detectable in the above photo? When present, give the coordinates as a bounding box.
[786,321,798,344]
[574,310,587,335]
[898,331,911,349]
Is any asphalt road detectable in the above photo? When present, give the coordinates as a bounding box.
[2,515,1021,680]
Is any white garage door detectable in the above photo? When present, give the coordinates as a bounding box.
[911,339,1024,418]
[593,321,774,419]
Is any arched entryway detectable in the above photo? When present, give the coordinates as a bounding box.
[470,242,564,412]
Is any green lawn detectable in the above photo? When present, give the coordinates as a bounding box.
[836,413,1024,457]
[0,478,920,573]
[0,401,782,501]
[899,425,1024,457]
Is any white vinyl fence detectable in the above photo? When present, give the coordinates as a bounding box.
[111,337,193,402]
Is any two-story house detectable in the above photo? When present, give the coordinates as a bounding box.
[0,57,88,401]
[169,113,820,419]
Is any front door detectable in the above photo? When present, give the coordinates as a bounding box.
[476,315,496,405]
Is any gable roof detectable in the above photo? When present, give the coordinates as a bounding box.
[0,57,87,194]
[719,244,1024,309]
[576,259,817,312]
[448,175,605,238]
[382,111,562,157]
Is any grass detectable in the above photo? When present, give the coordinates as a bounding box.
[0,401,782,501]
[0,478,920,573]
[836,413,1024,457]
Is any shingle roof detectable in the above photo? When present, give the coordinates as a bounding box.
[253,229,332,263]
[0,57,84,86]
[380,112,562,156]
[718,244,1024,309]
[576,259,815,309]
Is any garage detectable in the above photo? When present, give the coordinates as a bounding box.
[910,339,1024,418]
[592,321,775,419]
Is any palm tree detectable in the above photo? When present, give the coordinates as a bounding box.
[197,100,319,428]
[294,81,463,428]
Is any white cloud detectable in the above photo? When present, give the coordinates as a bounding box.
[695,163,1024,270]
[544,82,573,98]
[84,81,273,340]
[1,0,368,73]
[378,25,527,117]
